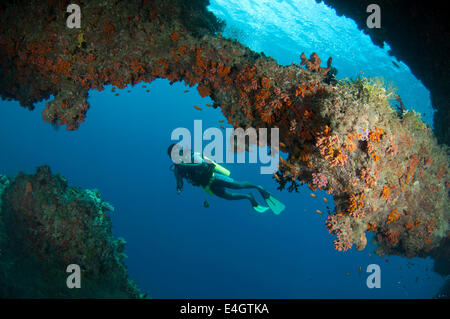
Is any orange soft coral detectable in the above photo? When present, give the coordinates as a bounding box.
[170,31,180,41]
[316,133,348,167]
[347,193,366,218]
[386,208,401,225]
[300,52,330,75]
[381,186,390,200]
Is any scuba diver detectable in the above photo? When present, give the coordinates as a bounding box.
[168,143,285,214]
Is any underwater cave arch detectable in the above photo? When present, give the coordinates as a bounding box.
[0,0,448,269]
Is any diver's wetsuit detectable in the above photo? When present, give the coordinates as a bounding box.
[173,153,266,207]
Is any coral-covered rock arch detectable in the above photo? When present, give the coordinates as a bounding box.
[0,0,448,261]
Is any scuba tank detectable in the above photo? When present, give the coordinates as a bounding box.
[202,155,231,176]
[199,154,231,198]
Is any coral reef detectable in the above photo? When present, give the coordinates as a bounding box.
[0,0,448,270]
[0,166,142,298]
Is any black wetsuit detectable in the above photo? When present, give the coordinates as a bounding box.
[172,153,266,207]
[173,159,215,189]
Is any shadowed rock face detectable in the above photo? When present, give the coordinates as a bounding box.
[317,0,450,146]
[0,166,142,298]
[0,0,448,294]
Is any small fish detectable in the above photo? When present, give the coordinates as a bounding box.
[206,104,213,107]
[345,272,350,277]
[280,142,286,148]
[142,85,147,88]
[146,90,150,92]
[315,210,323,215]
[115,93,119,96]
[323,197,328,203]
[184,90,189,93]
[385,258,389,263]
[392,60,400,69]
[273,172,280,182]
[220,125,225,129]
[310,193,316,198]
[219,120,224,123]
[193,105,202,111]
[358,266,362,273]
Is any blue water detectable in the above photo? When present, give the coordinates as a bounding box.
[0,0,443,298]
[210,0,434,125]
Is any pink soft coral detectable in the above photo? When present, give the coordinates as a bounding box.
[312,172,328,188]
